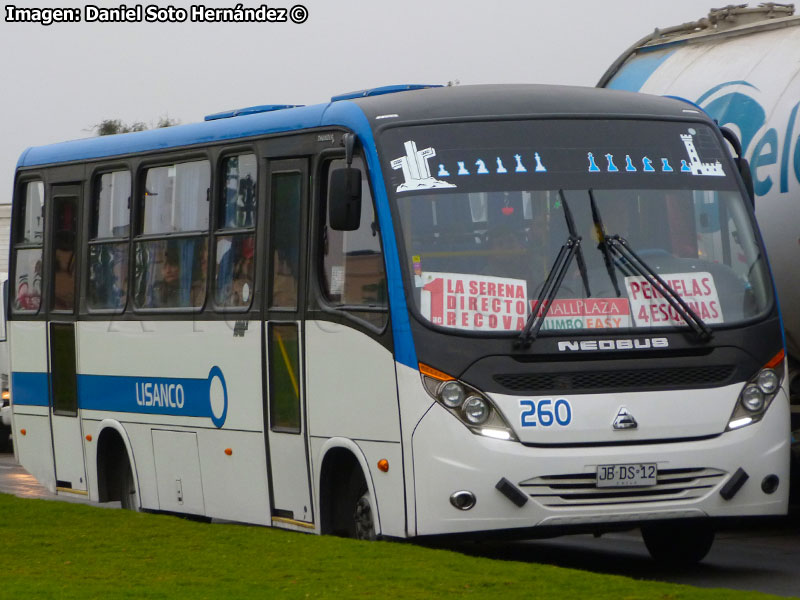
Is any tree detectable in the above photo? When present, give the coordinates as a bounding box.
[92,115,180,136]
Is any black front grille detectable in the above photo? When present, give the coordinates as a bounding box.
[520,467,726,507]
[494,365,735,393]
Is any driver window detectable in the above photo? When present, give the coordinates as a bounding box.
[320,157,387,328]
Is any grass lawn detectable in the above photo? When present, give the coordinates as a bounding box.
[0,492,784,599]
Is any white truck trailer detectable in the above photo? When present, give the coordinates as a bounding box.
[599,3,800,427]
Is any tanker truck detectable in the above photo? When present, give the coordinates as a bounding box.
[599,3,800,429]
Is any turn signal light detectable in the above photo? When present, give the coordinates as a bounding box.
[85,434,93,442]
[378,459,389,472]
[224,448,233,456]
[419,363,454,381]
[20,429,26,436]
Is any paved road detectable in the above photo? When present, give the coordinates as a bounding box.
[0,452,120,506]
[2,451,799,597]
[443,522,800,598]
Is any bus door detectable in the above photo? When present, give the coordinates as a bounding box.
[46,185,87,493]
[263,159,314,527]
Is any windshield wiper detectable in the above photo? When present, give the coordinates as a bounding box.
[589,189,621,297]
[561,190,592,298]
[590,195,713,341]
[517,192,590,348]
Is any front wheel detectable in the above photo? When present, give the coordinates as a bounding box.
[641,520,714,564]
[353,489,376,541]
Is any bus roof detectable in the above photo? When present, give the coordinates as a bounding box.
[16,84,709,169]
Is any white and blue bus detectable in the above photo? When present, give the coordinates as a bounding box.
[8,84,788,562]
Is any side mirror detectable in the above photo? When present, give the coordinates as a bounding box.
[329,168,362,231]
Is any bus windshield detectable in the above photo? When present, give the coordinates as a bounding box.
[382,119,771,335]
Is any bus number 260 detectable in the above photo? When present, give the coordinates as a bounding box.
[519,398,572,427]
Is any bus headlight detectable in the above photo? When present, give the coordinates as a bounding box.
[727,351,784,431]
[463,396,489,425]
[419,363,518,441]
[741,385,764,412]
[757,369,779,394]
[438,381,466,408]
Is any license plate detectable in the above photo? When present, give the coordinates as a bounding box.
[596,463,657,488]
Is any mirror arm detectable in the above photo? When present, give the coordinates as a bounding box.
[344,133,356,167]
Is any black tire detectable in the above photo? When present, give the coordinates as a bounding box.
[347,468,376,541]
[118,457,139,511]
[642,520,715,564]
[353,489,376,541]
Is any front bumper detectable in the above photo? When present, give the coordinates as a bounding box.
[412,390,790,536]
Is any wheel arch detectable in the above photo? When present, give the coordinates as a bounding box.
[317,437,380,536]
[94,419,139,504]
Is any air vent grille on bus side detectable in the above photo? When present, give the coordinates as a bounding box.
[493,365,736,393]
[520,468,726,508]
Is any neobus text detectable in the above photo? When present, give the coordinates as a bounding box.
[557,338,669,352]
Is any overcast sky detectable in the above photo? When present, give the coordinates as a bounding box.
[0,0,733,199]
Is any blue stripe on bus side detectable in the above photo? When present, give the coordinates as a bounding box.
[11,370,229,428]
[11,372,49,406]
[78,374,214,419]
[322,100,418,370]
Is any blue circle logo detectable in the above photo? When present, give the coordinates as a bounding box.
[208,366,228,428]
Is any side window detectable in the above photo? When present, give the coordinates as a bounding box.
[51,196,77,311]
[214,154,257,309]
[269,172,302,310]
[320,157,388,328]
[267,323,301,432]
[134,160,210,309]
[13,181,44,313]
[87,170,130,311]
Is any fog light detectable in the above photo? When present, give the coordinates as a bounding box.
[439,381,465,408]
[741,385,765,412]
[450,490,476,510]
[757,369,779,394]
[761,474,779,494]
[463,396,489,424]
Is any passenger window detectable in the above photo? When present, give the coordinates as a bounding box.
[13,181,44,313]
[19,181,44,243]
[214,154,257,309]
[219,154,257,228]
[135,160,210,309]
[87,171,130,311]
[134,239,208,309]
[321,158,387,328]
[142,160,210,234]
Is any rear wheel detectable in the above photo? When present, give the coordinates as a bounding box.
[641,520,714,564]
[118,457,139,511]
